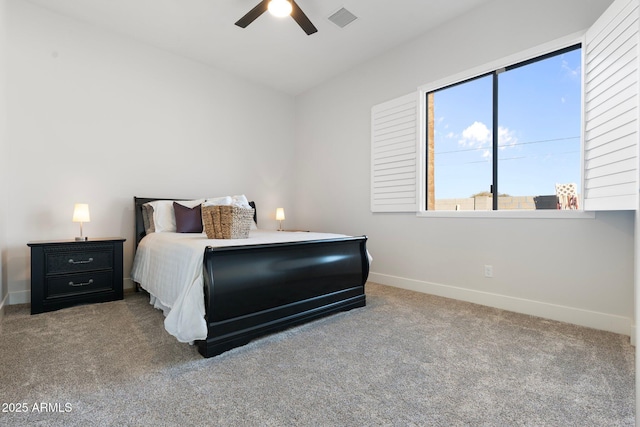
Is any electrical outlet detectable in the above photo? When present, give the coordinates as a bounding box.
[484,265,493,278]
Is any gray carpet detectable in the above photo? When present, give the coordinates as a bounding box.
[0,282,634,426]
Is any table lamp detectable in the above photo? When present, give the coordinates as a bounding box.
[276,208,285,231]
[73,203,90,241]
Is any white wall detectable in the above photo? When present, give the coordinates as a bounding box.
[294,0,635,335]
[5,0,297,301]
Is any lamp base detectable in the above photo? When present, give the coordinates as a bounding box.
[75,236,88,241]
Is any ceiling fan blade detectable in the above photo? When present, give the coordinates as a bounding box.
[290,0,318,35]
[235,0,269,28]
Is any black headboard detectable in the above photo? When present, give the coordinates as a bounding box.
[133,197,257,248]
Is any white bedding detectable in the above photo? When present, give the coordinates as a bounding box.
[130,230,365,343]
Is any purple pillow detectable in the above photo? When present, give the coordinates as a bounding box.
[173,202,203,233]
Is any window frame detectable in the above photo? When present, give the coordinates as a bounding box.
[416,32,594,219]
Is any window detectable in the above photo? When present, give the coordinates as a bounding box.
[370,0,638,214]
[425,45,582,211]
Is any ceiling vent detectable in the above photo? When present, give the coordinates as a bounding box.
[328,7,358,28]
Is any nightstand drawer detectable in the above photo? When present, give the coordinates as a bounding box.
[46,271,113,298]
[46,248,113,274]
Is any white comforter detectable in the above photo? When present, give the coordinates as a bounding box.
[130,230,363,343]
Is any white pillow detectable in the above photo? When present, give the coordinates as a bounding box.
[148,199,204,232]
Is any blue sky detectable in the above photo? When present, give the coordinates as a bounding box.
[432,48,582,199]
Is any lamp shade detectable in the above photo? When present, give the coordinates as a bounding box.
[275,208,285,221]
[268,0,292,17]
[72,204,91,223]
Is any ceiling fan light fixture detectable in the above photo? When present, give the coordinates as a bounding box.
[268,0,292,18]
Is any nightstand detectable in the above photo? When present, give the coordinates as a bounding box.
[27,237,125,314]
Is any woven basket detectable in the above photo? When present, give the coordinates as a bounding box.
[201,205,219,239]
[202,205,254,239]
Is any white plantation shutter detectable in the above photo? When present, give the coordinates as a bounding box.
[584,0,639,211]
[371,92,419,212]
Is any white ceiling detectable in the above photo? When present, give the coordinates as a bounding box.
[23,0,493,95]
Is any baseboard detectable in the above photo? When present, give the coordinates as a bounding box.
[9,289,29,305]
[368,272,633,338]
[0,292,8,322]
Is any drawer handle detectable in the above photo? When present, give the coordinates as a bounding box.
[68,257,94,265]
[68,279,93,287]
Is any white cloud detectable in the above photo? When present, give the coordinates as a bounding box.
[458,122,518,155]
[497,126,517,150]
[562,58,580,81]
[459,121,491,148]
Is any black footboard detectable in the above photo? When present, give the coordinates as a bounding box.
[197,236,369,357]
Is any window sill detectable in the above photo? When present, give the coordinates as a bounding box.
[416,210,596,219]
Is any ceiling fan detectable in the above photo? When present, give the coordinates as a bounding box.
[235,0,318,36]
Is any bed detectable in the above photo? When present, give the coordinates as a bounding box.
[131,196,370,358]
